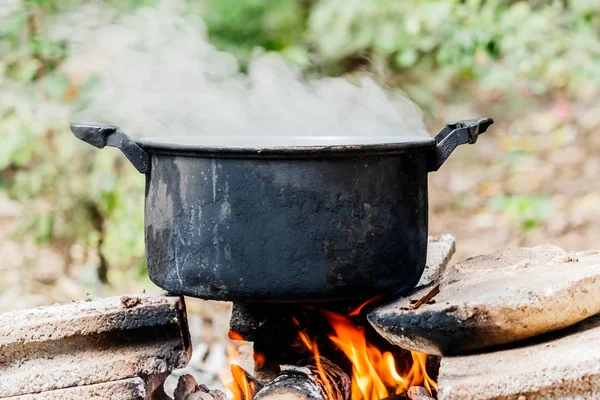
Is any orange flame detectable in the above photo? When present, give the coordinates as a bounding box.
[220,332,258,400]
[293,318,337,399]
[348,295,383,317]
[323,310,436,400]
[222,314,437,400]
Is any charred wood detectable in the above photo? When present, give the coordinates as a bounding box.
[174,375,227,400]
[407,386,435,400]
[252,358,350,400]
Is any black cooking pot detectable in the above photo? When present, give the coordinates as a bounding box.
[70,118,492,303]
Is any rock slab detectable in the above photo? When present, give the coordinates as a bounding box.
[437,314,600,400]
[8,378,147,400]
[417,234,456,288]
[0,293,191,398]
[368,245,600,355]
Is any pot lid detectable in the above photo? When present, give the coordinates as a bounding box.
[138,135,434,155]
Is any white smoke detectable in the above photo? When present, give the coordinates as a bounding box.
[59,1,429,145]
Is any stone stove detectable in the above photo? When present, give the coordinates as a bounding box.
[2,237,600,400]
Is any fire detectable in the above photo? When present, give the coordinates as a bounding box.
[293,317,337,399]
[322,310,436,400]
[222,313,437,400]
[220,332,258,400]
[348,296,383,317]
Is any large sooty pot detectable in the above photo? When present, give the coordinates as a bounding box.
[70,118,493,303]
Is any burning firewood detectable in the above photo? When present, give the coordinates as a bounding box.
[406,386,435,400]
[252,358,350,400]
[224,308,438,400]
[380,386,435,400]
[174,374,227,400]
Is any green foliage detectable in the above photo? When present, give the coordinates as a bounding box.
[488,195,552,232]
[201,0,600,103]
[22,0,156,12]
[0,83,146,268]
[309,0,600,89]
[0,0,148,283]
[201,0,309,65]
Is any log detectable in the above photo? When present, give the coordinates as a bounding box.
[174,374,227,400]
[252,358,350,400]
[407,386,435,400]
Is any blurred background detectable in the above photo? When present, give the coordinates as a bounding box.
[1,0,599,389]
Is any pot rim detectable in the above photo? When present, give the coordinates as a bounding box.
[137,135,436,157]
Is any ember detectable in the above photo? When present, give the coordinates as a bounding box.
[221,310,436,400]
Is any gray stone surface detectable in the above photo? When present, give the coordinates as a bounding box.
[418,234,455,288]
[437,314,600,400]
[0,293,186,346]
[0,293,191,398]
[8,378,146,400]
[368,245,600,355]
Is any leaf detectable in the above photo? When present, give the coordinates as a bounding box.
[0,116,33,169]
[35,213,55,244]
[395,48,418,68]
[17,59,42,82]
[43,73,70,100]
[488,195,552,232]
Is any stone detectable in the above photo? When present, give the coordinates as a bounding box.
[9,378,147,400]
[0,293,191,398]
[175,375,201,399]
[173,374,226,400]
[368,245,600,355]
[437,315,600,400]
[417,234,456,288]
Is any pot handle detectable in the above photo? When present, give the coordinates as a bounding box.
[429,118,493,171]
[70,122,150,174]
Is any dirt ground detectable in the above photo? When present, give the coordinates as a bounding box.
[429,100,600,262]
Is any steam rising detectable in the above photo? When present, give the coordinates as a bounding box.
[61,2,429,145]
